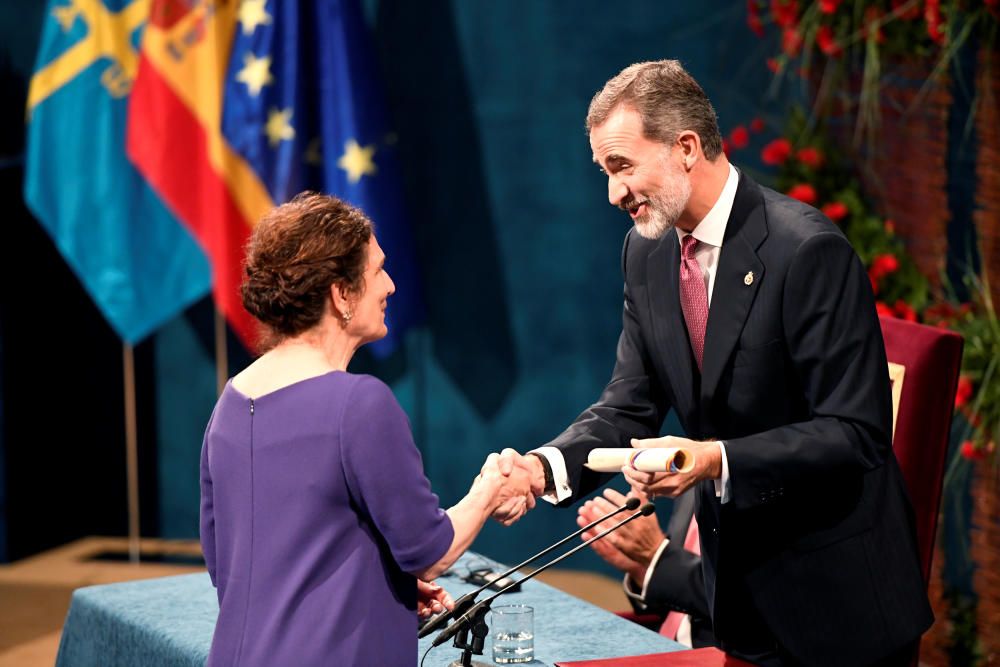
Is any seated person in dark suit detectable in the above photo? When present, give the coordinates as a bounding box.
[578,487,713,648]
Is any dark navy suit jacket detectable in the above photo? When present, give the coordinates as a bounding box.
[545,171,932,666]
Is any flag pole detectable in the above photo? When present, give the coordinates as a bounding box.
[122,343,140,563]
[215,309,228,395]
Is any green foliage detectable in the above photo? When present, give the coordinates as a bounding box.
[748,104,931,312]
[751,0,1000,145]
[949,272,1000,456]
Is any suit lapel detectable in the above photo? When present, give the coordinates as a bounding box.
[647,234,697,421]
[701,174,768,404]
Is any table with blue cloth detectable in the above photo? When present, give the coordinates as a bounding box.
[55,553,684,666]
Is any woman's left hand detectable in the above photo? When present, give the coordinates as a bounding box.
[417,579,454,619]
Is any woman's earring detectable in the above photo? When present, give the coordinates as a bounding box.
[343,310,352,324]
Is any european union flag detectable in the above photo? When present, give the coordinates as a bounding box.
[220,0,422,357]
[24,0,211,344]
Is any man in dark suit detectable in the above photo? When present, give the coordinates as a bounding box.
[578,488,713,648]
[497,60,931,666]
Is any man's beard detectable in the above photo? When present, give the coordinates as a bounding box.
[630,163,692,240]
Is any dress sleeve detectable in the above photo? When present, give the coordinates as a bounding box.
[340,375,455,574]
[199,405,218,586]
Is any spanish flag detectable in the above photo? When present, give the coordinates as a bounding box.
[126,0,422,354]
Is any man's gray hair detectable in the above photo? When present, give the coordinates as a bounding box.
[586,60,724,160]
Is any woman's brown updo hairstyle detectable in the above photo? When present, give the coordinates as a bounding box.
[241,192,373,349]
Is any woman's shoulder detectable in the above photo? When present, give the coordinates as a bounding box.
[342,373,400,410]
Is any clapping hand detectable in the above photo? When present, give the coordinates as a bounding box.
[577,486,664,584]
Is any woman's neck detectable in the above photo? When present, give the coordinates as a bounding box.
[271,319,359,372]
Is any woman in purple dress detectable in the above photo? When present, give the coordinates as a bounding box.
[200,193,530,666]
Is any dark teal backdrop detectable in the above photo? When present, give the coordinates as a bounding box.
[151,1,790,574]
[1,1,794,571]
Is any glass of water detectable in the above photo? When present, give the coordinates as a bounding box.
[491,604,534,664]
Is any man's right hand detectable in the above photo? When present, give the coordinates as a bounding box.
[488,449,548,525]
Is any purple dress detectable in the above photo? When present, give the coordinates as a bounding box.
[200,371,454,666]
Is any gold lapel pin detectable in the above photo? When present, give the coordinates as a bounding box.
[744,271,754,286]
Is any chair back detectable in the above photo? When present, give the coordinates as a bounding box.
[879,316,963,584]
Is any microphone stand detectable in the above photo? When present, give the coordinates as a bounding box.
[436,502,656,666]
[419,497,641,639]
[447,604,492,667]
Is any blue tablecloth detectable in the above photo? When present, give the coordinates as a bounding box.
[56,553,683,666]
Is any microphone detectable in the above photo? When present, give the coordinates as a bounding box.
[431,502,656,647]
[418,496,641,638]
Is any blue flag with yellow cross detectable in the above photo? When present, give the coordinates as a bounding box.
[23,0,211,345]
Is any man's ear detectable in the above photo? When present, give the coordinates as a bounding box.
[677,130,701,170]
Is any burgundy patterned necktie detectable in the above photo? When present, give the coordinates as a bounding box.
[679,235,709,371]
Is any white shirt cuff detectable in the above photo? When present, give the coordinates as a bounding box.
[621,538,669,604]
[638,538,670,599]
[531,446,573,504]
[714,441,731,504]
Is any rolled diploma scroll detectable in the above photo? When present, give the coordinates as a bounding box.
[585,447,695,474]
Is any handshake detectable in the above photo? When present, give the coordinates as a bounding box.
[473,449,549,526]
[473,437,723,527]
[472,449,668,588]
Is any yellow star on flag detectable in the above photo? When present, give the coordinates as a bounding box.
[337,140,377,183]
[265,107,295,147]
[235,52,273,97]
[238,0,272,35]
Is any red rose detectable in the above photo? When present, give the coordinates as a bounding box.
[767,58,781,73]
[960,440,987,461]
[816,25,843,57]
[786,183,817,204]
[955,375,974,408]
[869,254,899,280]
[761,138,793,165]
[782,27,803,57]
[771,0,800,28]
[821,201,849,221]
[819,0,841,13]
[750,117,765,133]
[923,301,957,328]
[729,125,750,149]
[875,301,895,317]
[747,13,765,37]
[925,1,946,44]
[894,299,917,322]
[796,146,824,167]
[960,441,981,461]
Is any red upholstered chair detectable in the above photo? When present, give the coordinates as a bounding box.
[879,315,964,586]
